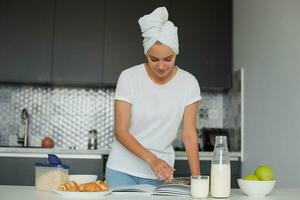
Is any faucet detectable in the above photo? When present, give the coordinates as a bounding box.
[17,108,29,147]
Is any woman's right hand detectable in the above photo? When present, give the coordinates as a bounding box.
[147,155,174,183]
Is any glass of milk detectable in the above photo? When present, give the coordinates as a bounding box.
[190,175,209,198]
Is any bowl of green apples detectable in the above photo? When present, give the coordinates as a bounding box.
[238,165,276,197]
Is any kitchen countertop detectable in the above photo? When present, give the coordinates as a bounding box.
[0,185,298,200]
[0,147,241,160]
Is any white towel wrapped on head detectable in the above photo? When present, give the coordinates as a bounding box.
[138,7,179,55]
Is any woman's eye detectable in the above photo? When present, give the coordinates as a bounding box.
[151,59,158,62]
[165,59,172,62]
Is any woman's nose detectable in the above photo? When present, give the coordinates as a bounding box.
[158,62,164,70]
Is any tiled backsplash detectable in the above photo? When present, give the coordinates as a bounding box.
[0,71,242,150]
[0,86,115,149]
[223,70,242,151]
[197,91,223,129]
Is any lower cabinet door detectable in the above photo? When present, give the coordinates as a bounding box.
[0,157,103,186]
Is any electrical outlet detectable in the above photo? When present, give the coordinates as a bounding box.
[208,109,219,120]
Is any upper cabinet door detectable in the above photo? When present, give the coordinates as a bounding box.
[0,0,54,83]
[103,0,170,85]
[52,0,105,85]
[170,0,232,90]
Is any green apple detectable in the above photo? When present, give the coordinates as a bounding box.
[255,165,275,180]
[243,173,260,181]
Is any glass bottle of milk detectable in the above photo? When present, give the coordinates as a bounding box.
[210,136,231,198]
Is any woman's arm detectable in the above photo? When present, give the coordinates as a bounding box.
[114,100,174,182]
[182,102,201,176]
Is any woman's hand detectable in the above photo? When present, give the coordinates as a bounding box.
[147,155,174,184]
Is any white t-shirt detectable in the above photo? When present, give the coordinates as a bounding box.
[106,63,201,179]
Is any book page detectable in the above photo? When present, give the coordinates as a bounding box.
[112,184,156,193]
[112,184,191,196]
[153,184,191,195]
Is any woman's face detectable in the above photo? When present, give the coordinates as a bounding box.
[146,43,176,80]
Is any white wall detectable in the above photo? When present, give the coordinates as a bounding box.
[234,0,300,187]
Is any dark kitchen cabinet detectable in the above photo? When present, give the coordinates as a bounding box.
[52,0,105,85]
[102,0,170,84]
[170,0,232,90]
[0,156,104,186]
[0,0,232,89]
[0,0,54,83]
[174,159,241,188]
[103,0,232,89]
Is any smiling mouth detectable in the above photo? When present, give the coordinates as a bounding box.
[157,70,166,75]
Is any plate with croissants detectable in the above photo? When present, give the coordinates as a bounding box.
[55,180,111,198]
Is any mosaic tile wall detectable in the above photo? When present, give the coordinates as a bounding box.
[0,74,241,150]
[223,69,242,151]
[197,91,223,129]
[0,86,114,149]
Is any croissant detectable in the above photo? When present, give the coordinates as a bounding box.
[95,180,109,191]
[58,181,79,192]
[79,182,102,192]
[58,180,110,192]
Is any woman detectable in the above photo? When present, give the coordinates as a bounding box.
[105,7,201,188]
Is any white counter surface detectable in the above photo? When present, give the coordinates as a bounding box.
[0,185,298,200]
[0,147,241,160]
[0,147,109,159]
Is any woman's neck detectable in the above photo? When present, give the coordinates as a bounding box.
[145,63,178,85]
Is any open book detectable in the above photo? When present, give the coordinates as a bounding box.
[112,184,191,196]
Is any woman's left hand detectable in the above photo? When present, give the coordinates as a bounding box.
[147,155,174,183]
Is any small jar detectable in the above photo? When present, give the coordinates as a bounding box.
[88,129,98,150]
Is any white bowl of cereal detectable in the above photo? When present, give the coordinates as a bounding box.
[69,174,98,185]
